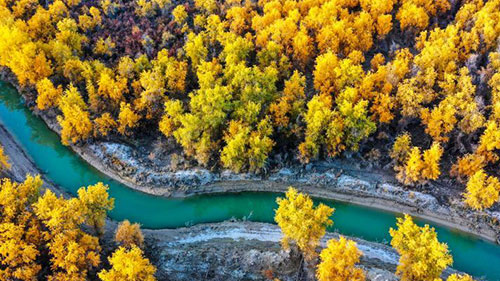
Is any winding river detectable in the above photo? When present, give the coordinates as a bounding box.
[0,81,499,280]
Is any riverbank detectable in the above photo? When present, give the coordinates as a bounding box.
[1,68,499,245]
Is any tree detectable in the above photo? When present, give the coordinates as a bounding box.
[98,246,156,281]
[118,102,140,136]
[0,175,42,281]
[463,169,500,210]
[36,78,63,110]
[184,32,208,69]
[0,223,41,280]
[451,154,485,179]
[220,119,274,172]
[94,37,116,56]
[421,142,443,180]
[396,147,423,185]
[390,133,411,165]
[397,2,429,31]
[389,214,453,281]
[48,230,101,281]
[57,85,93,145]
[94,113,117,137]
[299,94,333,162]
[115,220,145,249]
[274,187,334,260]
[172,5,188,24]
[0,145,10,171]
[316,236,365,281]
[77,182,115,235]
[270,70,306,131]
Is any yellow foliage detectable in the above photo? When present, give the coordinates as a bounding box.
[390,133,411,165]
[94,113,117,137]
[115,220,145,249]
[36,78,62,110]
[118,102,141,136]
[477,121,500,163]
[79,7,102,31]
[274,187,334,260]
[269,70,306,129]
[136,0,156,17]
[390,214,453,281]
[316,236,365,281]
[57,85,93,145]
[0,145,10,171]
[220,119,274,172]
[77,182,115,234]
[463,169,500,210]
[447,274,475,281]
[173,5,188,24]
[0,222,41,280]
[0,175,41,222]
[376,14,392,37]
[452,153,486,179]
[299,94,333,162]
[48,230,101,281]
[98,246,156,281]
[397,146,423,185]
[421,142,443,180]
[94,37,116,56]
[397,2,429,31]
[159,99,184,137]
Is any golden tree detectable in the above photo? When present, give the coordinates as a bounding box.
[115,220,145,249]
[77,182,115,234]
[316,236,365,281]
[390,214,453,281]
[118,102,141,136]
[390,133,411,165]
[396,147,423,185]
[98,246,156,281]
[57,85,93,145]
[36,78,63,110]
[421,142,443,180]
[274,187,334,260]
[463,169,500,210]
[0,145,10,171]
[0,176,43,281]
[94,113,117,137]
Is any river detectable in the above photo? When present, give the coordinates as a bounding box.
[0,81,499,280]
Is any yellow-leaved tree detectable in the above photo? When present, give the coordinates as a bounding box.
[115,220,145,248]
[98,245,156,281]
[316,236,365,281]
[463,169,500,210]
[0,145,10,171]
[274,187,334,260]
[390,214,453,281]
[77,182,115,235]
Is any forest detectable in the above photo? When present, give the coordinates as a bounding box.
[0,0,500,210]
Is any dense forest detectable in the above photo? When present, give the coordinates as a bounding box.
[0,0,500,210]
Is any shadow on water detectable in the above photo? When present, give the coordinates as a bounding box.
[0,81,499,280]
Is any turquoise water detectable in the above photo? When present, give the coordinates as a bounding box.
[0,81,499,280]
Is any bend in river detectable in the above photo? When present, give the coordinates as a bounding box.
[0,81,499,280]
